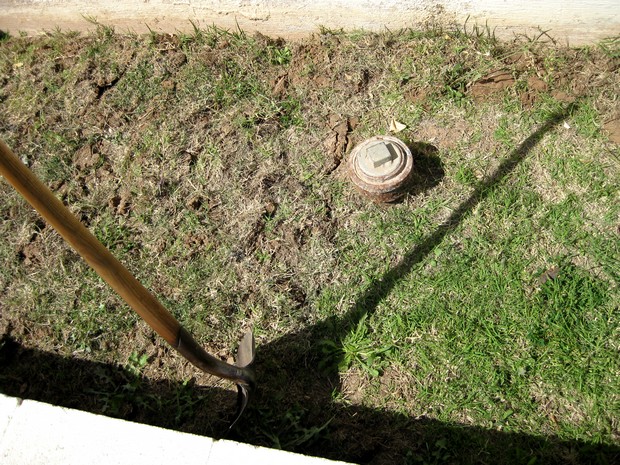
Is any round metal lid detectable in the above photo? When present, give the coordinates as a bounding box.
[356,138,407,181]
[348,135,414,202]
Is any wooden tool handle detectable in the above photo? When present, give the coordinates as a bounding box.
[0,139,182,343]
[0,139,253,387]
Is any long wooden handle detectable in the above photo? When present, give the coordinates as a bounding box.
[0,139,253,387]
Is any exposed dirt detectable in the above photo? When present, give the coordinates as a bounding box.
[603,117,620,143]
[470,70,516,100]
[323,114,358,173]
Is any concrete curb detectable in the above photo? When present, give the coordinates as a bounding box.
[1,0,619,44]
[0,393,353,465]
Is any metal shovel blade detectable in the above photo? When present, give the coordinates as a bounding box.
[236,331,255,369]
[229,330,256,430]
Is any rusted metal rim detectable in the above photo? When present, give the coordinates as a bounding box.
[348,135,414,202]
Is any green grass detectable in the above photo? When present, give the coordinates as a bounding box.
[1,24,619,464]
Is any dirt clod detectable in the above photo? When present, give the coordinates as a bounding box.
[109,192,132,215]
[272,73,288,97]
[264,201,278,218]
[527,75,548,92]
[73,144,99,170]
[18,240,44,266]
[469,70,515,100]
[161,79,176,91]
[168,51,187,69]
[603,118,620,144]
[324,115,357,173]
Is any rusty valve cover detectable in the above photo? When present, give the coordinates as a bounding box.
[348,135,414,202]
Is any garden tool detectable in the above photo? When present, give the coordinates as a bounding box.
[0,139,255,428]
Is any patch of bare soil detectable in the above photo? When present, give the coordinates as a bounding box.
[603,117,620,144]
[323,114,358,173]
[467,47,618,109]
[414,119,470,150]
[470,70,515,100]
[468,67,549,107]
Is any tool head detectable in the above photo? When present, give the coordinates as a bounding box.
[228,330,256,430]
[236,330,255,369]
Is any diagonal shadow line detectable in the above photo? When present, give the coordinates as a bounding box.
[243,101,584,460]
[242,101,590,462]
[335,101,579,341]
[255,102,579,386]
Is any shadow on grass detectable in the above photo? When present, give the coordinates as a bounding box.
[2,102,618,463]
[1,333,616,464]
[240,100,618,463]
[0,334,238,433]
[406,141,445,198]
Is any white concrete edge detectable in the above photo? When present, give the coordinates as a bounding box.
[0,395,21,445]
[0,393,354,465]
[1,0,619,45]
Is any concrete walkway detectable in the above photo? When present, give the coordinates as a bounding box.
[1,0,619,44]
[0,393,353,465]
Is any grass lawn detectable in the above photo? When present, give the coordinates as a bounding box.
[1,22,619,464]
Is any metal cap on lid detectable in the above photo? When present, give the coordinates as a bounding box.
[356,139,407,180]
[348,135,414,202]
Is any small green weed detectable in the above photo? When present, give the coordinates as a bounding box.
[406,437,453,465]
[320,315,394,377]
[93,215,136,254]
[255,406,332,450]
[126,351,149,377]
[269,45,292,65]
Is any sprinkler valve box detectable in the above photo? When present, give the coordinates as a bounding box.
[348,135,414,202]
